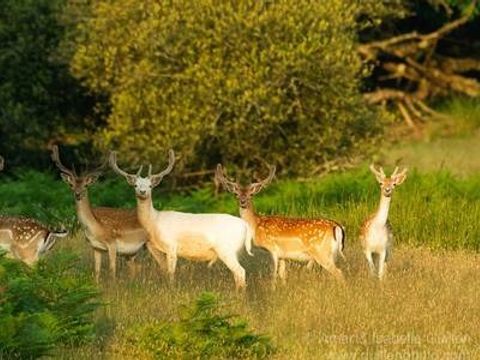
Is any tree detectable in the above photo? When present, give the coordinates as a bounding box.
[0,0,95,169]
[359,0,480,129]
[71,0,390,180]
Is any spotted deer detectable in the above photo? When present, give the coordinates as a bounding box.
[360,164,408,280]
[0,156,67,264]
[51,146,148,282]
[110,150,253,290]
[216,164,346,284]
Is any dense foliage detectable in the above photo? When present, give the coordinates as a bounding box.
[121,292,273,359]
[0,251,100,359]
[70,0,391,178]
[0,0,96,169]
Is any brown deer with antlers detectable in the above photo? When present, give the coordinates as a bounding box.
[51,146,148,282]
[216,164,346,284]
[360,164,408,280]
[0,155,67,265]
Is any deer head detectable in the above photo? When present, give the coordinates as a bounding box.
[109,150,175,200]
[215,164,276,209]
[369,164,408,198]
[51,145,107,201]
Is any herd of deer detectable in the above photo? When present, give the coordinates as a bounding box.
[0,147,407,289]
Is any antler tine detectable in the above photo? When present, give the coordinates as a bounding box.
[136,165,144,176]
[369,163,383,178]
[252,164,276,188]
[0,155,4,171]
[51,145,75,177]
[396,167,408,178]
[148,164,152,177]
[215,163,238,190]
[109,151,137,179]
[85,154,109,178]
[391,166,400,177]
[150,149,176,181]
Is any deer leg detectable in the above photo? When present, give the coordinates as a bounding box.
[365,251,376,277]
[306,260,315,270]
[107,243,117,280]
[278,259,287,283]
[166,251,177,283]
[146,242,166,271]
[271,252,279,284]
[218,252,246,290]
[312,252,345,282]
[378,250,388,280]
[126,253,140,278]
[93,249,102,283]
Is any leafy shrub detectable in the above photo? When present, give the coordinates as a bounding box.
[0,251,100,359]
[122,292,274,359]
[70,0,392,179]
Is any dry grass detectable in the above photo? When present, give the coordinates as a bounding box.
[54,234,480,359]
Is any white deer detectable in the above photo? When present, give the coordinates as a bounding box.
[360,164,408,280]
[110,150,253,290]
[0,156,67,265]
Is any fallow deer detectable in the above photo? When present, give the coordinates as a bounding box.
[216,164,346,284]
[51,146,148,282]
[0,216,67,265]
[110,150,253,290]
[360,164,408,280]
[0,156,67,264]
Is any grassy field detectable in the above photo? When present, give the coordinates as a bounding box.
[3,99,480,359]
[48,139,479,358]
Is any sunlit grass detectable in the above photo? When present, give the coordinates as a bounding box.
[53,234,479,359]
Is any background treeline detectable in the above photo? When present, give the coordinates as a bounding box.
[0,0,479,181]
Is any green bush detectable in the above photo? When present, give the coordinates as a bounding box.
[122,292,274,359]
[0,251,100,359]
[71,0,392,179]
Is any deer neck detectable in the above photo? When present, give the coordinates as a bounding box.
[75,194,102,231]
[372,194,391,227]
[239,203,258,234]
[136,196,156,233]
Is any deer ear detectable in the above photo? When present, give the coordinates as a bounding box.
[393,171,408,185]
[249,183,264,195]
[60,173,74,184]
[150,176,163,188]
[84,175,100,186]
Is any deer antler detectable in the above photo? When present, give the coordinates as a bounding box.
[369,163,386,182]
[0,156,4,171]
[215,164,239,193]
[150,149,175,183]
[251,165,276,189]
[51,145,76,177]
[392,167,408,181]
[85,155,108,178]
[109,151,137,182]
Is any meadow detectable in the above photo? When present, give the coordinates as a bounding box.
[2,102,480,359]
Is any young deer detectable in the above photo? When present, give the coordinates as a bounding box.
[51,146,148,282]
[110,151,253,290]
[0,156,67,264]
[360,164,408,280]
[216,164,346,283]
